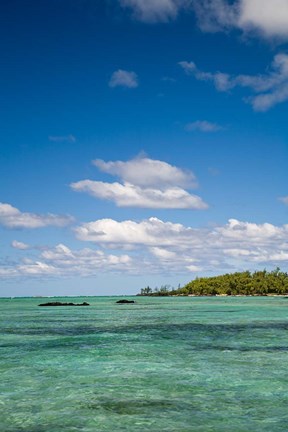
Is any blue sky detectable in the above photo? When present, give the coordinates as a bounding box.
[1,0,288,296]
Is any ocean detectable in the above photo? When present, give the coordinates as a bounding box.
[1,296,288,431]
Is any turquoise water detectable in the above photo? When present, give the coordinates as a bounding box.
[1,296,288,431]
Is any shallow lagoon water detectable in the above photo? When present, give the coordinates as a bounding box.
[1,296,288,431]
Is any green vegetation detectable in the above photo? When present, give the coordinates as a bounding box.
[138,268,288,297]
[138,284,173,296]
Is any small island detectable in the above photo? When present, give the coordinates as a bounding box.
[39,302,90,306]
[138,268,288,297]
[116,299,135,304]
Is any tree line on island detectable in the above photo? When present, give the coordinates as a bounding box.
[138,268,288,297]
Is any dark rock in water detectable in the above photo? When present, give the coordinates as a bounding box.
[39,302,90,307]
[116,299,135,304]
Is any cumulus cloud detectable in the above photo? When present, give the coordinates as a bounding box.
[71,180,207,209]
[0,244,134,278]
[185,120,223,132]
[75,216,288,248]
[179,54,288,111]
[72,216,288,272]
[17,261,58,276]
[215,218,286,243]
[0,203,73,229]
[1,218,288,279]
[109,69,138,88]
[150,246,177,260]
[193,0,288,40]
[74,217,196,246]
[11,240,30,250]
[40,244,133,275]
[119,0,288,41]
[93,157,196,188]
[71,157,208,209]
[239,0,288,38]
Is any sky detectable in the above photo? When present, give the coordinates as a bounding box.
[1,0,288,297]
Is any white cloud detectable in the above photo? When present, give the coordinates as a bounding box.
[192,0,238,32]
[224,248,288,262]
[119,0,188,23]
[109,69,138,88]
[17,261,57,276]
[74,217,195,246]
[1,218,288,279]
[80,218,288,267]
[185,120,223,132]
[193,0,288,40]
[149,247,177,259]
[216,218,286,242]
[11,240,30,250]
[40,244,133,275]
[75,217,288,250]
[71,180,207,209]
[93,156,196,188]
[74,217,288,269]
[179,54,288,111]
[118,0,288,41]
[0,244,134,278]
[0,203,73,229]
[71,157,207,209]
[179,60,235,91]
[48,135,76,143]
[279,196,288,205]
[239,0,288,38]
